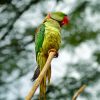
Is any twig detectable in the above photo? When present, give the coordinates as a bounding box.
[72,84,86,100]
[0,0,39,40]
[25,51,56,100]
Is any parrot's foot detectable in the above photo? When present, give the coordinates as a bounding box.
[48,48,58,58]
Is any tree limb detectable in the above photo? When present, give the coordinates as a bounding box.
[72,84,86,100]
[0,0,39,40]
[25,51,56,100]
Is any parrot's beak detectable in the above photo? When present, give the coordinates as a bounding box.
[60,16,69,26]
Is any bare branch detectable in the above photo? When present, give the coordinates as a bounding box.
[72,84,86,100]
[0,0,39,40]
[25,51,56,100]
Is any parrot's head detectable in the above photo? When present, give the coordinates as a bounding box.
[47,12,69,26]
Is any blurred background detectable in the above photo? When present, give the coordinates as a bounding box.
[0,0,100,100]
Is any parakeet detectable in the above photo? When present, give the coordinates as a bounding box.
[32,12,69,100]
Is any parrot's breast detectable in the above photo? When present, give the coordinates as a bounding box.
[42,19,61,55]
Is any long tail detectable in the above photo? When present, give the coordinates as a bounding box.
[39,54,51,100]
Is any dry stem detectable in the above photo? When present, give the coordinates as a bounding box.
[72,84,86,100]
[25,51,56,100]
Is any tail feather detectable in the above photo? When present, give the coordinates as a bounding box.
[31,67,40,81]
[47,65,51,84]
[39,65,51,100]
[36,53,51,100]
[39,54,47,100]
[40,75,46,100]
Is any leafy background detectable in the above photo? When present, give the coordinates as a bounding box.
[0,0,100,100]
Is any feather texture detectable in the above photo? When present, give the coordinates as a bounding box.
[34,17,61,100]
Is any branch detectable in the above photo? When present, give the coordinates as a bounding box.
[72,84,86,100]
[0,0,39,40]
[25,51,56,100]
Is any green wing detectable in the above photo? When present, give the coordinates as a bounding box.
[35,24,45,60]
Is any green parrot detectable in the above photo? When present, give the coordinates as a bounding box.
[32,12,69,100]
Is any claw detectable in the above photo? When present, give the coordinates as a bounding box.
[48,49,58,58]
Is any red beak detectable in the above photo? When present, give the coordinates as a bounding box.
[61,16,69,26]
